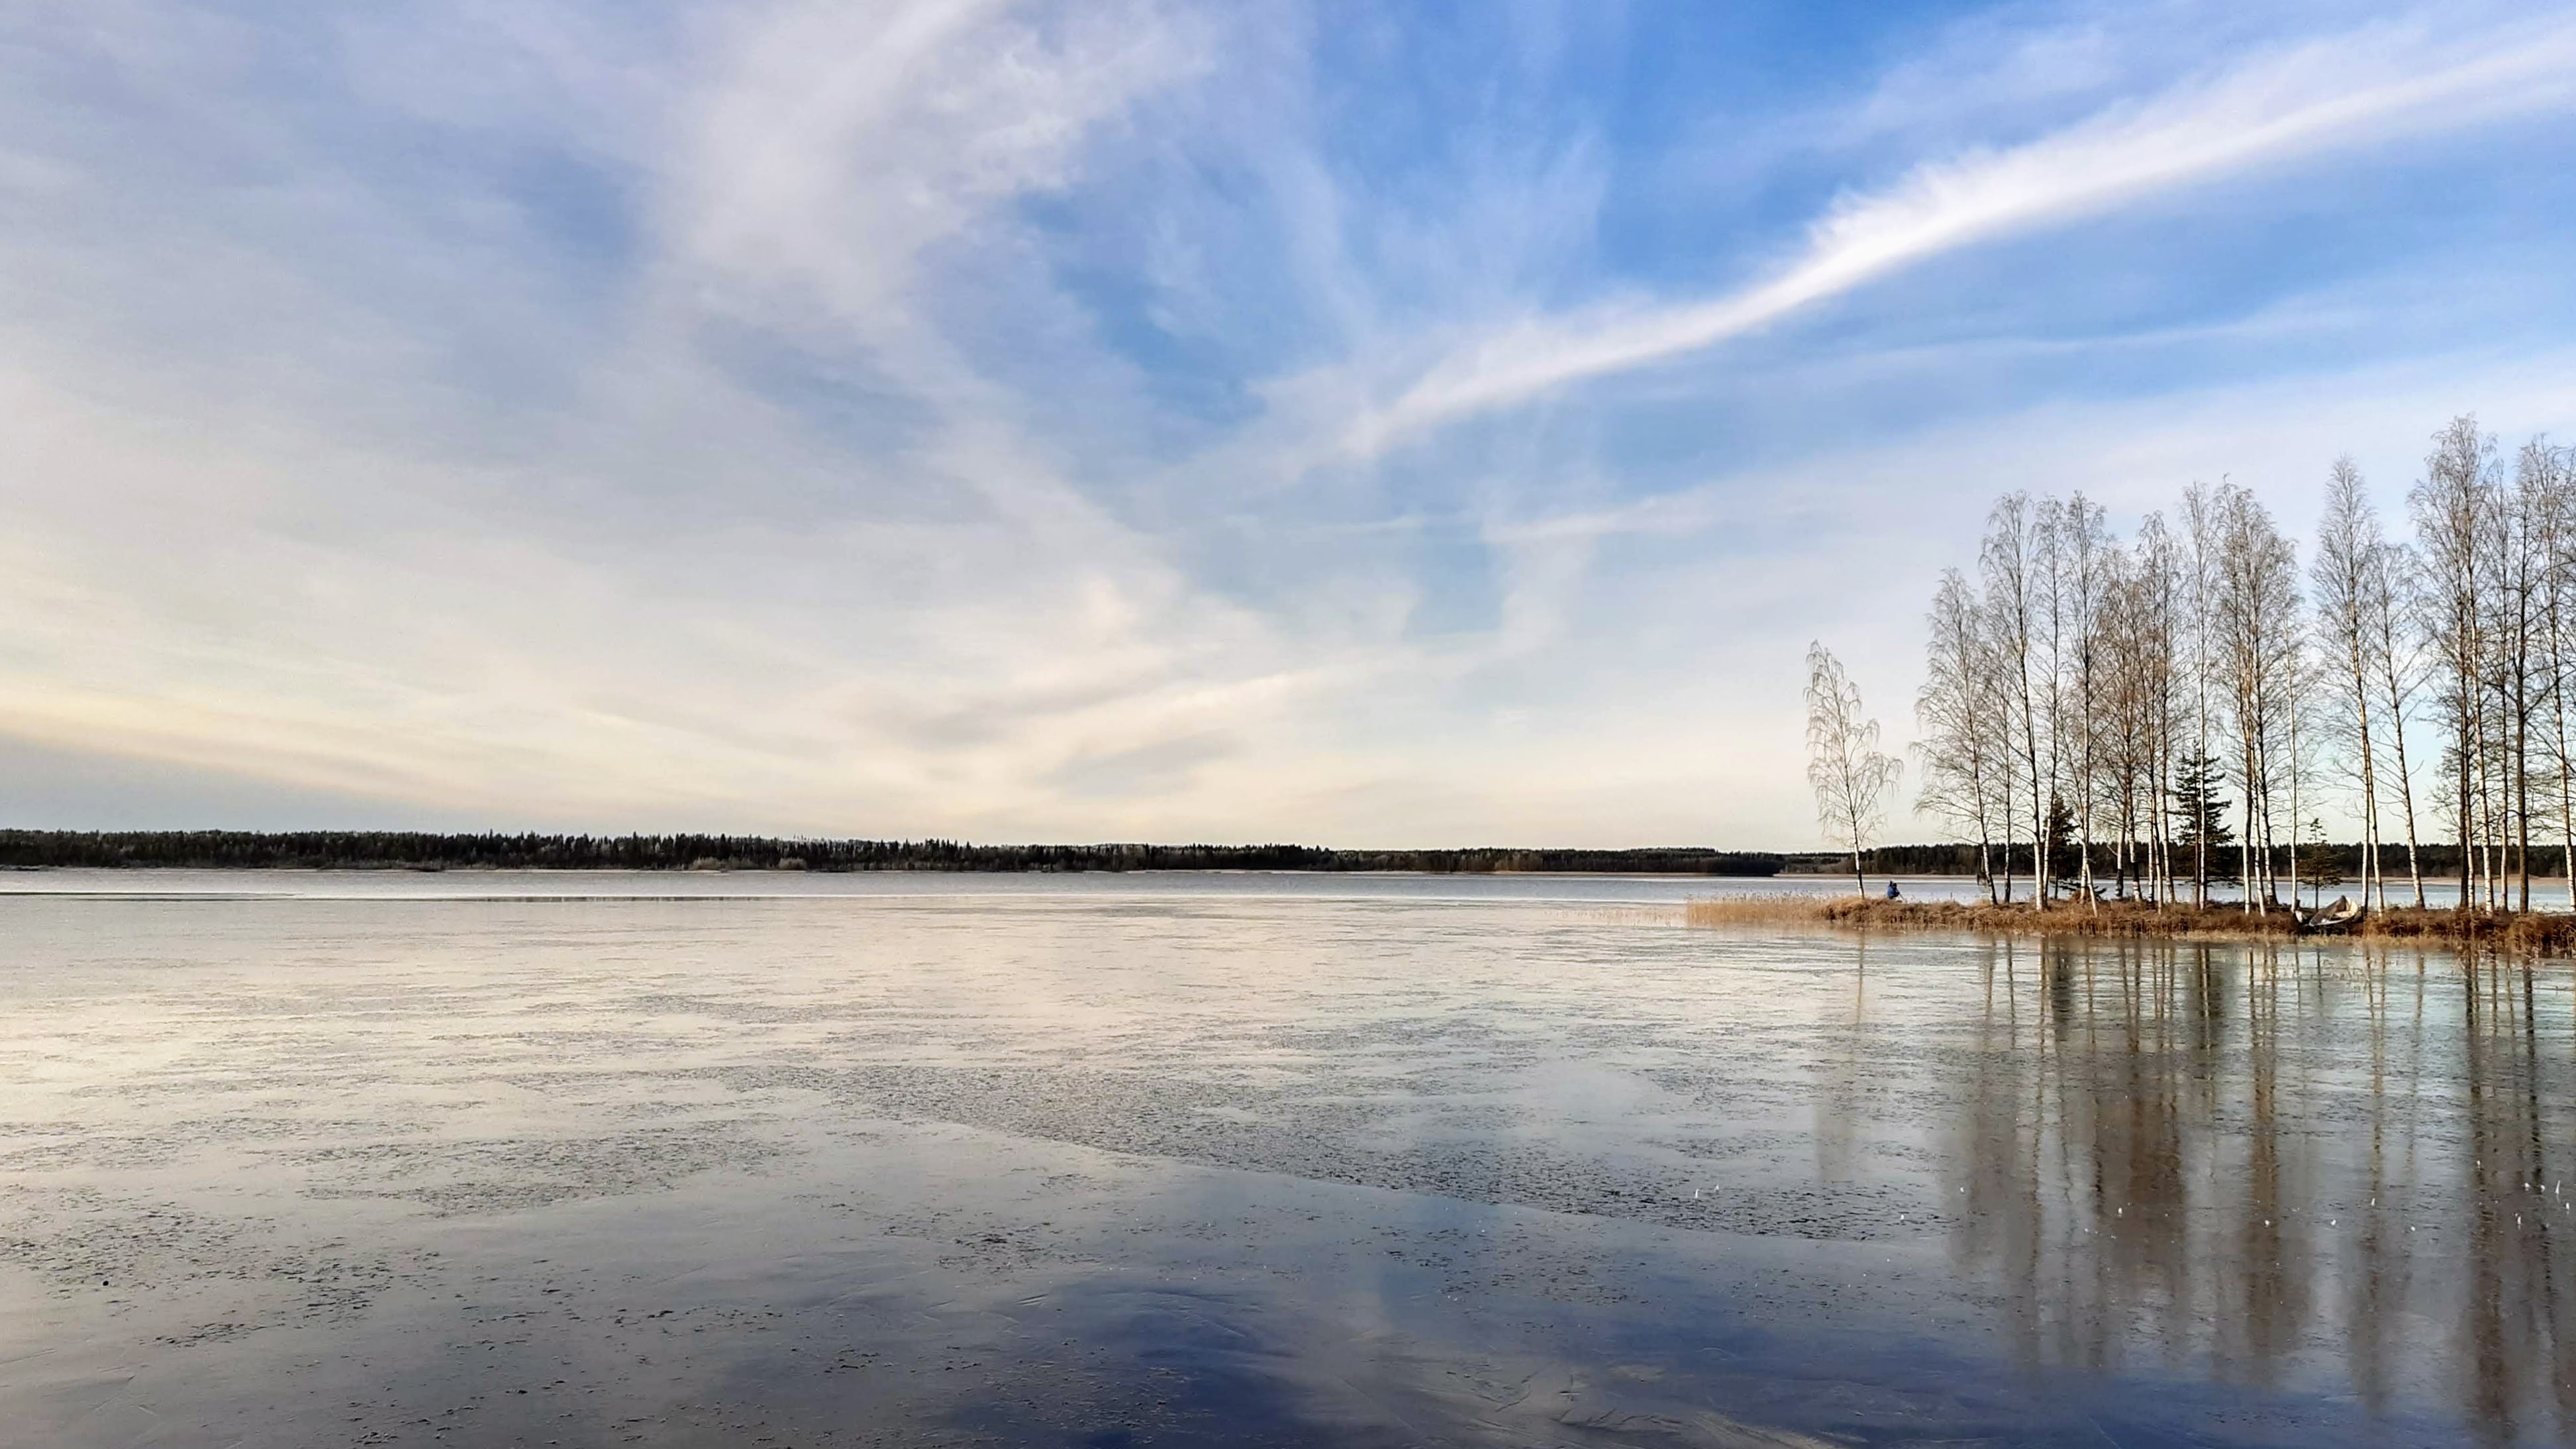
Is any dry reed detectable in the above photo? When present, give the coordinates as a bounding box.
[1681,894,2576,955]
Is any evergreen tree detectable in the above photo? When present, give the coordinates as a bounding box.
[2044,795,2079,896]
[2299,815,2344,907]
[2170,754,2236,842]
[2170,751,2235,902]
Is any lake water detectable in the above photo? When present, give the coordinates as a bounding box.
[4,870,2572,1447]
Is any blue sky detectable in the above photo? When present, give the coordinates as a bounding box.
[3,0,2573,847]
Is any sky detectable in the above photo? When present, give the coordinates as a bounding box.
[3,0,2575,849]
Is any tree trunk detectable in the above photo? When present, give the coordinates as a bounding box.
[2557,690,2573,915]
[2387,675,2425,908]
[2517,699,2532,912]
[2459,732,2475,913]
[2242,733,2261,914]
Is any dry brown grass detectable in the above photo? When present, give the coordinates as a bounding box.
[2357,905,2576,955]
[1682,893,2576,955]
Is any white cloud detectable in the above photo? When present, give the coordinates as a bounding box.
[1336,13,2576,457]
[669,0,1207,340]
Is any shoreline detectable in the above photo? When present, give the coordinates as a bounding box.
[1685,894,2576,954]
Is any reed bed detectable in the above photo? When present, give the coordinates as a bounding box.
[1681,894,2576,954]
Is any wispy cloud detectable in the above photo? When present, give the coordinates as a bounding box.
[1338,13,2576,456]
[672,0,1207,336]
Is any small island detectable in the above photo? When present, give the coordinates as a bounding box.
[1785,421,2576,956]
[1685,893,2576,955]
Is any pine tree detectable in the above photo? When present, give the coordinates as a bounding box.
[2044,795,2079,897]
[2170,751,2235,903]
[2299,815,2344,908]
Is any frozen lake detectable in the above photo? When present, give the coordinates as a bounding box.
[4,870,2571,1446]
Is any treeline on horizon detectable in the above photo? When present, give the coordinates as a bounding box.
[1909,414,2576,912]
[0,830,1789,876]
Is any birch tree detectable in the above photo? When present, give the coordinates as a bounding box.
[1806,642,1903,895]
[2135,513,2182,903]
[2179,483,2222,906]
[1916,570,2006,901]
[2481,453,2557,909]
[2312,459,2383,908]
[2094,531,2173,901]
[2414,416,2496,911]
[1979,495,2050,909]
[2061,495,2111,906]
[2502,438,2566,909]
[2532,438,2576,902]
[2211,484,2300,911]
[2367,533,2429,907]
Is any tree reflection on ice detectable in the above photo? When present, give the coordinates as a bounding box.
[1940,934,2576,1442]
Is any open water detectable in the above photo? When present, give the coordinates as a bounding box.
[3,870,2571,1446]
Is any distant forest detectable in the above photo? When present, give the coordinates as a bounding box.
[1,830,2478,880]
[0,831,1789,875]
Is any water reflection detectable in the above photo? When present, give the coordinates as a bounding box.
[1939,934,2576,1442]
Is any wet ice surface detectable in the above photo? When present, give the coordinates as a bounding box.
[3,873,2571,1446]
